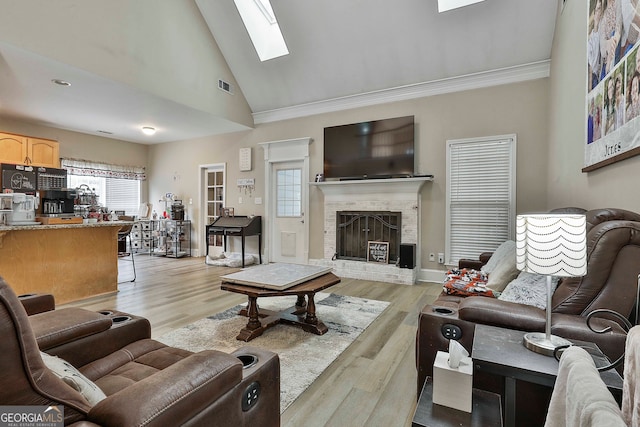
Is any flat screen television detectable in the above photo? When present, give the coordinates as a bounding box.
[323,115,415,180]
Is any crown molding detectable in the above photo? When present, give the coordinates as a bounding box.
[253,60,551,124]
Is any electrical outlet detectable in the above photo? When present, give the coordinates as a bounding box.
[438,253,445,264]
[429,253,435,262]
[238,197,243,204]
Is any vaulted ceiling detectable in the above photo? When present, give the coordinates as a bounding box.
[0,0,559,144]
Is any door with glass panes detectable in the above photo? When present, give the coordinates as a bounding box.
[204,164,225,258]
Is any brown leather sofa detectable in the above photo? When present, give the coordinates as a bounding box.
[416,208,640,426]
[1,276,281,426]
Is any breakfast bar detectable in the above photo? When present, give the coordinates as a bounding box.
[0,221,132,304]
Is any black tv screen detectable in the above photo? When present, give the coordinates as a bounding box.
[323,115,415,180]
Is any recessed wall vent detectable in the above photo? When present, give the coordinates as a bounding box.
[218,79,234,94]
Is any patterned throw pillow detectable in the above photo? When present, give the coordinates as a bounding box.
[498,271,560,309]
[443,268,494,298]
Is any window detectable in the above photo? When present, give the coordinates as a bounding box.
[68,175,140,215]
[62,158,145,216]
[276,168,301,217]
[445,135,516,265]
[234,0,289,61]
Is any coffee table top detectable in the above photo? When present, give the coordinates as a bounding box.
[221,271,340,297]
[220,263,332,290]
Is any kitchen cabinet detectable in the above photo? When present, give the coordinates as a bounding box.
[0,132,60,168]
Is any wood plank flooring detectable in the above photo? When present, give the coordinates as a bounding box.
[60,255,442,427]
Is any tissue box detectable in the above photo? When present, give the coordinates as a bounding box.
[432,350,473,412]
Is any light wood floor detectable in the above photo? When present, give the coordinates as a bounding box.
[60,255,442,427]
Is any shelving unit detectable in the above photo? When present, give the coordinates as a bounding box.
[130,220,152,254]
[151,219,191,258]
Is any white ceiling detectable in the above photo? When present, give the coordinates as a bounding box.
[0,0,559,145]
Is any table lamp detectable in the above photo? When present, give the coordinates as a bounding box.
[516,214,587,356]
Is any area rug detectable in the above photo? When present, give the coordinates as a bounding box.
[157,293,389,412]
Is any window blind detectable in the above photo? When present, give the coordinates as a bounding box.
[446,135,516,265]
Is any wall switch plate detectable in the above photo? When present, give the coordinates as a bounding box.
[238,197,243,204]
[438,253,445,264]
[255,197,262,205]
[429,253,435,262]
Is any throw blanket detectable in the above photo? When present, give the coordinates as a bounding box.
[442,269,494,298]
[544,346,625,427]
[622,325,640,426]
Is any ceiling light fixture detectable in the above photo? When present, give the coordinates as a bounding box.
[141,126,156,136]
[51,79,71,87]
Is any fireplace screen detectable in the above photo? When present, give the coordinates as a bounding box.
[336,211,401,263]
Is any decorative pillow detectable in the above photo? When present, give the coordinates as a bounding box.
[485,248,520,293]
[443,268,494,298]
[498,271,560,309]
[40,351,107,405]
[481,240,516,274]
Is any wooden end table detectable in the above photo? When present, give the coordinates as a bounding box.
[221,272,341,341]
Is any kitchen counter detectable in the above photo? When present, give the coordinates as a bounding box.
[0,220,133,232]
[0,221,133,304]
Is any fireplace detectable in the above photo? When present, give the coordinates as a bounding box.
[336,211,401,263]
[310,176,433,285]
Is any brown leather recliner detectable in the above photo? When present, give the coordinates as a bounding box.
[0,276,281,427]
[416,208,640,425]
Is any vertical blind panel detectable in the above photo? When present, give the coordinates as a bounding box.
[447,137,515,264]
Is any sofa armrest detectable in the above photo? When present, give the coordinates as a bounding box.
[88,351,244,427]
[551,313,628,372]
[458,297,547,331]
[19,293,55,315]
[458,252,493,270]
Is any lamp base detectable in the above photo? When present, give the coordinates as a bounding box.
[522,332,572,357]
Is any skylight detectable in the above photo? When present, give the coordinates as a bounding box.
[438,0,486,13]
[234,0,289,61]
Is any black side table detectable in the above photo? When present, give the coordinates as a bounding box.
[472,324,623,427]
[412,377,503,427]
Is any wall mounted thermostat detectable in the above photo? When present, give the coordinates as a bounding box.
[239,147,252,171]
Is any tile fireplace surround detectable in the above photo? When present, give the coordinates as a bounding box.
[309,177,433,285]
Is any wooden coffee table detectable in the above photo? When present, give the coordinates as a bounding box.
[221,272,341,341]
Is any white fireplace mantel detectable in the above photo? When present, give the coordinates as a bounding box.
[310,176,433,199]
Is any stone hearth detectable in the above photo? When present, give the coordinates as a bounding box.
[309,177,432,285]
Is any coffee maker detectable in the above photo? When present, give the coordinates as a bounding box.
[38,189,78,217]
[6,193,38,225]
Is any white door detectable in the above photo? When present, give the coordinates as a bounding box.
[270,161,306,264]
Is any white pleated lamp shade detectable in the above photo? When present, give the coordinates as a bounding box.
[516,214,587,277]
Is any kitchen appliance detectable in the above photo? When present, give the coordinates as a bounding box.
[38,189,77,216]
[5,193,39,225]
[171,201,185,220]
[1,164,37,194]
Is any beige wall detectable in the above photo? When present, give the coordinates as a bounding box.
[0,0,253,127]
[547,0,640,212]
[148,78,550,268]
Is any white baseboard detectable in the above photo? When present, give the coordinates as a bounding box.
[417,268,447,284]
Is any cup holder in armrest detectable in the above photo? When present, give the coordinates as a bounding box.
[98,310,114,316]
[112,315,132,324]
[432,306,456,316]
[237,354,258,369]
